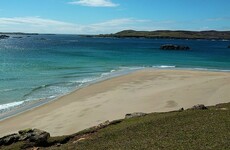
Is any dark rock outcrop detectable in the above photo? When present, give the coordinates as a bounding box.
[0,35,10,39]
[160,44,190,50]
[97,120,110,128]
[19,128,50,145]
[125,112,147,119]
[190,104,208,110]
[228,45,230,48]
[179,108,184,111]
[0,128,50,147]
[0,134,20,146]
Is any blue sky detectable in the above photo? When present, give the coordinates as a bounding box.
[0,0,230,34]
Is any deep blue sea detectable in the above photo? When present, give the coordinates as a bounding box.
[0,34,230,114]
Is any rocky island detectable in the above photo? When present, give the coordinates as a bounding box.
[160,44,190,50]
[0,35,10,40]
[0,32,38,35]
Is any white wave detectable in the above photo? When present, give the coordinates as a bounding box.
[100,67,147,80]
[0,89,15,92]
[192,68,230,72]
[118,66,146,71]
[0,101,25,111]
[74,77,99,84]
[101,73,110,76]
[76,67,145,87]
[101,69,117,77]
[48,95,56,99]
[152,65,176,69]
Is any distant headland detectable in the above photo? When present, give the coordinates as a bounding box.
[0,32,39,35]
[1,30,230,40]
[84,30,230,40]
[0,32,56,40]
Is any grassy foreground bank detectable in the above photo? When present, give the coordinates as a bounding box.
[1,103,230,150]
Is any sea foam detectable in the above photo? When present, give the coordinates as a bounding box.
[0,101,25,111]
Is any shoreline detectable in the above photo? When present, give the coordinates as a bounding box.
[1,67,229,121]
[0,67,142,121]
[0,69,229,137]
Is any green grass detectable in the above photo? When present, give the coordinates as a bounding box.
[55,103,230,150]
[1,103,230,150]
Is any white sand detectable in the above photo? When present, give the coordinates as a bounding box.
[0,69,229,137]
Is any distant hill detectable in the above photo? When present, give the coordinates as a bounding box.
[91,30,230,40]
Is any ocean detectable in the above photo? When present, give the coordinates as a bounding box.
[0,34,230,117]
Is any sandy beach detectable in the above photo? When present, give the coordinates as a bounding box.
[0,69,229,137]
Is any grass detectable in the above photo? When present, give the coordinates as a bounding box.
[1,103,230,150]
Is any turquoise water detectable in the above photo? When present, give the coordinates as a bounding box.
[0,34,230,113]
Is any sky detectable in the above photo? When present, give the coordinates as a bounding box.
[0,0,230,34]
